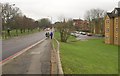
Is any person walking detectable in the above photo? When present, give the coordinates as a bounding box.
[45,32,49,38]
[50,31,53,39]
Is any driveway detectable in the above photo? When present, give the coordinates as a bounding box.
[76,34,104,41]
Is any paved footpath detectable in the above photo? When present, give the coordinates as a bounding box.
[2,31,45,60]
[2,39,52,74]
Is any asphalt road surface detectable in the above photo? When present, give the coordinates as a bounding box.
[2,31,46,61]
[76,34,103,41]
[2,39,51,74]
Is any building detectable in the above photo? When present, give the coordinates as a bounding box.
[73,19,89,31]
[105,8,120,45]
[73,19,83,26]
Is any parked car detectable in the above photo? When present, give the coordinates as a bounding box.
[71,32,80,37]
[87,33,92,36]
[70,33,75,36]
[74,33,80,37]
[45,28,50,31]
[81,32,86,35]
[79,31,82,34]
[75,31,79,34]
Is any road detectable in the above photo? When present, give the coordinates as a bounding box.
[2,39,51,74]
[2,31,46,61]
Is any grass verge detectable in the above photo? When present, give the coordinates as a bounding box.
[54,31,118,74]
[2,29,40,40]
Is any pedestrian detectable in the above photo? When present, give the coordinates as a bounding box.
[45,32,50,38]
[47,32,50,38]
[45,32,47,37]
[50,31,53,39]
[7,28,11,36]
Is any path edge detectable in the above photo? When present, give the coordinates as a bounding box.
[51,38,64,75]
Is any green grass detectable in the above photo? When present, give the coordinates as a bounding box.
[54,32,118,74]
[52,38,58,50]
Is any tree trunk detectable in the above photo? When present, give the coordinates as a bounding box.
[20,29,23,33]
[7,30,11,37]
[23,29,25,33]
[60,30,67,42]
[28,28,29,33]
[16,29,18,36]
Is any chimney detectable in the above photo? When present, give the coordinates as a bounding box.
[118,1,120,8]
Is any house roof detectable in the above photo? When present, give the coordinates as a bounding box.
[107,13,114,18]
[115,8,120,16]
[73,19,83,22]
[107,8,120,18]
[115,8,120,12]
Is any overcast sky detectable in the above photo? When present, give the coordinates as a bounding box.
[0,0,120,23]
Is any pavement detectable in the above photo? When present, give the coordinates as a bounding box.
[2,38,52,74]
[2,31,46,60]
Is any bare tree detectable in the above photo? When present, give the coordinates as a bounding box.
[56,18,73,42]
[84,8,106,34]
[2,3,21,36]
[12,15,23,35]
[1,3,40,38]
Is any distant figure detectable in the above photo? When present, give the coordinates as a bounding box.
[45,32,49,38]
[7,28,11,36]
[50,32,53,39]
